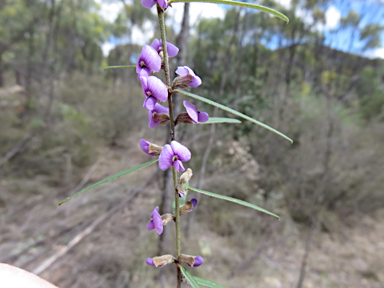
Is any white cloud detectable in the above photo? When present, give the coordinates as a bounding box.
[97,2,225,56]
[131,20,154,45]
[170,2,225,33]
[274,0,291,9]
[101,42,115,56]
[95,0,125,23]
[370,47,384,59]
[325,6,341,29]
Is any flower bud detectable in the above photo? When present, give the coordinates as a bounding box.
[179,198,198,216]
[178,254,204,267]
[148,143,163,156]
[153,112,170,125]
[179,168,193,185]
[174,112,194,126]
[161,213,175,226]
[176,184,186,198]
[146,254,175,267]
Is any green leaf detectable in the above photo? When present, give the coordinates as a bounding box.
[175,89,293,143]
[188,187,280,219]
[194,277,226,288]
[104,65,136,71]
[180,266,201,288]
[58,159,159,205]
[198,117,241,125]
[171,0,289,23]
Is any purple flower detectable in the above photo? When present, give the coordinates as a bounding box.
[136,45,161,74]
[147,207,163,235]
[175,66,202,88]
[146,258,155,266]
[142,0,168,10]
[193,256,204,267]
[159,141,191,172]
[190,198,198,210]
[140,76,168,110]
[140,139,163,156]
[151,39,179,58]
[148,103,169,128]
[183,101,209,123]
[137,67,151,80]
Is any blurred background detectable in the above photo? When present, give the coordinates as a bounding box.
[0,0,383,287]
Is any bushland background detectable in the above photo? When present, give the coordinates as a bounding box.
[0,0,383,287]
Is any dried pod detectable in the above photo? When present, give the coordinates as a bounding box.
[174,112,194,126]
[161,213,175,226]
[171,74,194,90]
[179,198,198,216]
[147,254,176,267]
[148,143,164,156]
[176,184,186,198]
[179,168,193,185]
[178,254,204,267]
[153,112,170,125]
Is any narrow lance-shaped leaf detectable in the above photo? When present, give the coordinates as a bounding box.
[180,266,201,288]
[198,117,241,125]
[104,65,136,71]
[171,0,289,23]
[58,159,159,205]
[188,187,280,219]
[175,89,293,143]
[194,277,226,288]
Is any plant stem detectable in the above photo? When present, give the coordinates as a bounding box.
[157,6,182,288]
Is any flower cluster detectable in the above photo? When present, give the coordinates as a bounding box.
[136,11,206,272]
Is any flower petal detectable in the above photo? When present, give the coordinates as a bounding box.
[175,66,189,77]
[138,67,151,80]
[137,45,161,73]
[154,103,169,114]
[167,42,179,57]
[148,110,159,128]
[198,111,209,123]
[190,198,198,209]
[157,0,168,10]
[151,207,163,235]
[171,141,191,162]
[147,76,168,103]
[147,221,155,230]
[183,101,198,123]
[159,144,174,171]
[140,139,156,156]
[189,74,202,87]
[193,256,204,267]
[173,159,185,172]
[143,96,157,110]
[146,258,156,266]
[150,39,161,51]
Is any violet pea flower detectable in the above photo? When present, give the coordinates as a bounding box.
[140,76,168,110]
[142,0,168,10]
[136,45,161,74]
[190,198,198,211]
[193,256,204,267]
[159,141,191,172]
[146,258,156,266]
[147,207,163,235]
[151,39,179,58]
[148,103,169,128]
[175,66,202,88]
[183,101,209,123]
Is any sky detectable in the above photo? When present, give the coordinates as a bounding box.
[95,0,384,59]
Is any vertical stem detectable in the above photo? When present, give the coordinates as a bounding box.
[157,6,182,288]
